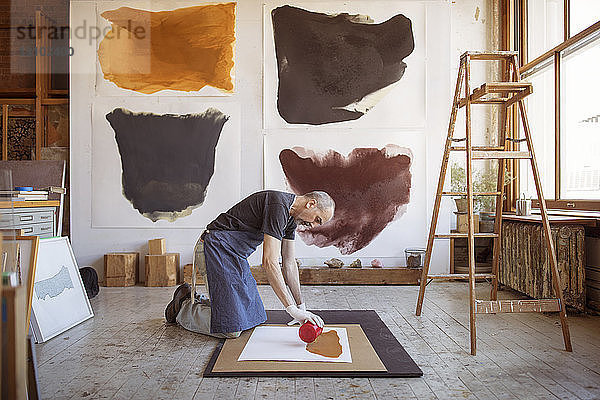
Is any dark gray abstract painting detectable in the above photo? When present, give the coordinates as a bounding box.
[271,5,415,125]
[105,108,228,222]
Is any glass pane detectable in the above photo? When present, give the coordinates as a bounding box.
[561,36,600,199]
[527,0,564,61]
[520,64,556,199]
[570,0,600,36]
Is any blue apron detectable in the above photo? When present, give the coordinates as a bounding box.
[201,229,267,333]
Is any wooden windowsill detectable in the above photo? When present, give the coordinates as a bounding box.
[502,212,598,227]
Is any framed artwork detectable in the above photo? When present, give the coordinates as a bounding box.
[30,237,94,342]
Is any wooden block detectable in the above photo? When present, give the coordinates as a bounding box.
[1,286,27,400]
[456,213,479,233]
[183,263,205,285]
[103,253,139,287]
[249,266,421,285]
[145,253,179,287]
[148,238,166,255]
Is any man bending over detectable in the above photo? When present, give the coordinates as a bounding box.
[165,190,335,338]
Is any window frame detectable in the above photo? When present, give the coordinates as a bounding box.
[504,0,600,211]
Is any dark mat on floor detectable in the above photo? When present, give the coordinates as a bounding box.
[203,309,423,377]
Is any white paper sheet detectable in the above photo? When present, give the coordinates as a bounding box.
[263,0,426,129]
[238,326,352,363]
[263,131,427,261]
[95,0,236,97]
[90,97,241,228]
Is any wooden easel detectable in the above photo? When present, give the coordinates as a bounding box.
[415,51,572,355]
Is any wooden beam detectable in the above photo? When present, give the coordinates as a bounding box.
[41,98,68,105]
[504,86,533,107]
[532,199,600,211]
[554,51,561,200]
[7,110,35,118]
[519,0,528,65]
[564,0,570,40]
[251,266,422,285]
[428,274,495,280]
[0,200,60,209]
[476,299,561,313]
[0,99,35,105]
[48,89,68,97]
[2,104,7,160]
[0,287,27,399]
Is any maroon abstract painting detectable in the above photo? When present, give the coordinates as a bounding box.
[279,145,412,254]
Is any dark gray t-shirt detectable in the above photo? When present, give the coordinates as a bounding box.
[206,190,297,240]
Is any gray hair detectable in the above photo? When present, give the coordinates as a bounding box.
[303,191,335,213]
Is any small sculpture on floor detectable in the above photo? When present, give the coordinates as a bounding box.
[349,259,362,268]
[370,259,383,268]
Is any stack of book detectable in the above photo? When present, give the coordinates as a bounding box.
[15,190,49,201]
[0,190,49,201]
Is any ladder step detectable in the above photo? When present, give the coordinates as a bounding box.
[428,273,495,280]
[442,191,501,196]
[451,146,505,151]
[462,51,518,60]
[435,233,499,238]
[461,82,533,107]
[476,299,561,314]
[458,97,511,107]
[480,82,533,92]
[473,150,531,159]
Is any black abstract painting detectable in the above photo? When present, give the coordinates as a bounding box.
[105,108,228,222]
[271,5,415,125]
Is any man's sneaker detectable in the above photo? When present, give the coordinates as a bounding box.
[165,283,191,323]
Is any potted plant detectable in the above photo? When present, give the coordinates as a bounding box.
[450,162,468,212]
[450,162,514,232]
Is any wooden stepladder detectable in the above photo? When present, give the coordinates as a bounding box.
[415,51,572,355]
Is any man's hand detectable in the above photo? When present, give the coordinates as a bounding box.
[286,304,324,328]
[287,303,306,325]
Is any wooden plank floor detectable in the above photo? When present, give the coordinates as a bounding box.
[35,282,600,399]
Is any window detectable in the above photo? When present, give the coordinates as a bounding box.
[527,0,564,61]
[561,35,600,199]
[519,64,556,199]
[510,1,600,210]
[570,0,600,36]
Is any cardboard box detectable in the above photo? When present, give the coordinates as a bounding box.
[456,213,480,233]
[183,263,205,285]
[148,238,166,255]
[145,253,179,287]
[104,253,139,286]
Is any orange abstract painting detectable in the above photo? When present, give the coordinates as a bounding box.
[98,3,235,94]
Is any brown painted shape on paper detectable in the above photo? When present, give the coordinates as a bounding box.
[279,145,412,254]
[305,330,343,358]
[98,3,235,94]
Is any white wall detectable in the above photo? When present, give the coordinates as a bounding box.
[70,0,500,280]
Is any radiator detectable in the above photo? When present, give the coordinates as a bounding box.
[500,221,586,312]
